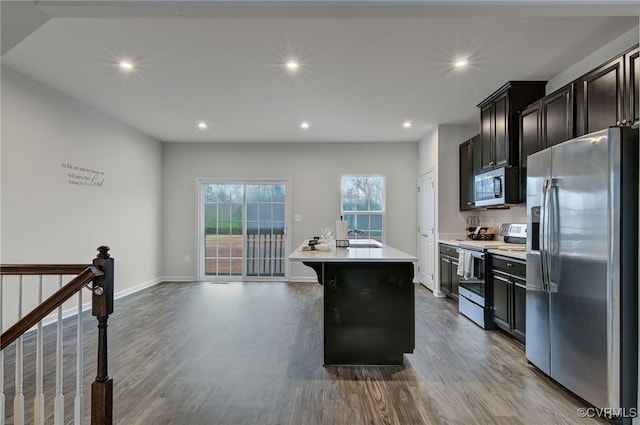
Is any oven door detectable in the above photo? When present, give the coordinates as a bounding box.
[456,249,485,283]
[457,249,496,329]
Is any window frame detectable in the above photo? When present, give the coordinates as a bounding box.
[340,174,386,243]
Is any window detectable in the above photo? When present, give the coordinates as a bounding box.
[341,176,385,241]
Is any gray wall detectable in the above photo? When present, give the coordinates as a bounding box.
[162,141,418,281]
[418,124,479,236]
[1,67,163,328]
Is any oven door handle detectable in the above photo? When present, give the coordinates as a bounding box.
[456,248,484,259]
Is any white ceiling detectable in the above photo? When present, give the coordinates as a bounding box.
[1,1,639,143]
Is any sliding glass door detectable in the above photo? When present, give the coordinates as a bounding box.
[245,184,286,277]
[203,183,244,276]
[198,179,290,281]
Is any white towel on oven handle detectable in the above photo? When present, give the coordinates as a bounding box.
[456,251,465,276]
[457,250,474,280]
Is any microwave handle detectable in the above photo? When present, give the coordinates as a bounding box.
[493,176,502,198]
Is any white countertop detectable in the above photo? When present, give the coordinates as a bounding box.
[289,239,417,263]
[439,239,527,261]
[487,248,527,261]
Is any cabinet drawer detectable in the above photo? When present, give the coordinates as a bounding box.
[439,244,458,257]
[491,255,525,277]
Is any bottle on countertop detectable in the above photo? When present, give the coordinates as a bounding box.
[336,216,348,240]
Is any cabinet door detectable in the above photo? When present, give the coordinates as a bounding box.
[459,135,481,211]
[480,104,493,170]
[576,56,624,136]
[450,259,459,301]
[459,141,472,211]
[493,91,510,168]
[543,84,574,148]
[471,134,482,176]
[440,256,452,295]
[626,47,639,127]
[323,262,414,364]
[491,272,510,331]
[512,277,526,344]
[519,101,541,200]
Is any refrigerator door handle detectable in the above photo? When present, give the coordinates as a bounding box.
[540,179,551,292]
[548,179,560,292]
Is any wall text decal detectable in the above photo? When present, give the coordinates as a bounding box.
[61,162,105,187]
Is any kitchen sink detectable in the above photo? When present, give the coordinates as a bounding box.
[348,243,382,248]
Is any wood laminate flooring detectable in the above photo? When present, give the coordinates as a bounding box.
[2,281,607,424]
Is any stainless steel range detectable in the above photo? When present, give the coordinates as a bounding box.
[457,224,526,329]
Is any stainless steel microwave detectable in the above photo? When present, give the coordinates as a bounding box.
[474,167,519,207]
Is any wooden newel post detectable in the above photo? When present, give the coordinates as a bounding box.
[91,246,114,425]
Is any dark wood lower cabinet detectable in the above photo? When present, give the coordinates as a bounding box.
[512,277,526,342]
[439,244,459,302]
[490,255,526,344]
[440,255,452,295]
[492,272,510,329]
[304,261,415,365]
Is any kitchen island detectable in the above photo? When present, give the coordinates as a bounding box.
[289,239,417,365]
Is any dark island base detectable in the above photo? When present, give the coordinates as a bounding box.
[303,261,415,366]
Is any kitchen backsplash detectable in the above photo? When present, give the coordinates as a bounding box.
[461,206,527,240]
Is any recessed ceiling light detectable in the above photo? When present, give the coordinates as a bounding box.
[197,122,207,129]
[403,121,412,129]
[286,61,299,72]
[454,59,468,68]
[118,60,134,72]
[300,121,309,129]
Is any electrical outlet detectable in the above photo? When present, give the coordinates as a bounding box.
[184,255,190,262]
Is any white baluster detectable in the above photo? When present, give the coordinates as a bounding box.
[14,276,24,425]
[54,276,64,425]
[74,290,84,425]
[1,275,5,425]
[34,276,45,425]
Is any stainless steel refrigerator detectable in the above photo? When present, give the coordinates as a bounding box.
[526,127,638,420]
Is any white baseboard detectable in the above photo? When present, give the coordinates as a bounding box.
[157,276,196,283]
[418,281,434,290]
[289,276,319,283]
[36,277,165,330]
[114,277,164,300]
[433,290,446,298]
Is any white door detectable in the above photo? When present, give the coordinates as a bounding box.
[418,171,436,290]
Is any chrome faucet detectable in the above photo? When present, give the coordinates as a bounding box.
[348,229,364,239]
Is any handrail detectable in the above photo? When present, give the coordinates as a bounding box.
[0,264,93,275]
[1,265,103,350]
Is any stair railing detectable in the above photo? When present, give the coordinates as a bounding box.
[1,245,114,425]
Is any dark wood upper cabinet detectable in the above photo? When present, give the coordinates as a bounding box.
[493,92,509,168]
[519,102,541,200]
[519,84,574,200]
[480,104,492,169]
[626,47,639,127]
[574,45,639,135]
[542,84,574,148]
[459,134,481,211]
[471,132,482,175]
[575,56,624,136]
[477,81,547,171]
